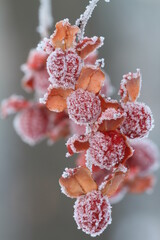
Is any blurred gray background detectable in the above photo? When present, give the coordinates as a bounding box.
[0,0,160,239]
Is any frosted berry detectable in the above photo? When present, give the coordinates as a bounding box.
[67,89,101,125]
[27,49,47,70]
[14,106,49,145]
[74,190,112,237]
[127,139,159,174]
[37,37,54,55]
[120,102,154,139]
[34,69,50,97]
[88,131,127,170]
[47,48,82,89]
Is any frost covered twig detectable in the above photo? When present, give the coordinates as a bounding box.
[37,0,54,38]
[76,0,110,40]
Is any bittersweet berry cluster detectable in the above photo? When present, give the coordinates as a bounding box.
[1,0,159,237]
[37,3,157,236]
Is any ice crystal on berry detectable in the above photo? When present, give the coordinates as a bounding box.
[47,48,82,89]
[120,102,154,139]
[74,190,112,237]
[88,131,127,170]
[127,139,159,175]
[67,89,101,125]
[13,105,49,145]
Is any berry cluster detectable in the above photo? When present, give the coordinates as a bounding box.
[37,10,157,236]
[0,49,70,145]
[1,0,159,238]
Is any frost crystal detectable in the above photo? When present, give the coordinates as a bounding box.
[13,106,49,145]
[120,102,154,139]
[74,191,112,237]
[67,89,101,125]
[127,139,160,175]
[76,0,110,40]
[88,131,126,170]
[47,48,82,89]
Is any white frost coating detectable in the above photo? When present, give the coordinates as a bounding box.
[13,113,45,146]
[88,131,126,170]
[120,102,154,139]
[37,37,54,54]
[95,58,105,68]
[77,36,104,51]
[119,69,142,102]
[67,89,101,125]
[73,191,112,237]
[62,167,79,178]
[47,48,82,89]
[37,0,54,38]
[66,134,89,157]
[39,83,53,104]
[114,164,128,173]
[85,150,93,172]
[76,0,110,40]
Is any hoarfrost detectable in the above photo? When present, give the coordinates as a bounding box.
[73,190,112,237]
[67,89,101,125]
[76,0,110,40]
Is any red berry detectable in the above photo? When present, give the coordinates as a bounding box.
[13,106,49,145]
[120,102,154,139]
[74,190,112,237]
[47,48,82,89]
[37,37,54,55]
[88,131,127,170]
[67,89,101,125]
[34,68,50,97]
[27,49,47,70]
[127,139,159,174]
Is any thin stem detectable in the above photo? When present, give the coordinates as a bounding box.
[37,0,54,39]
[76,0,99,40]
[76,0,110,41]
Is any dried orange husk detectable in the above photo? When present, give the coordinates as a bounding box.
[101,171,127,197]
[127,175,155,194]
[66,134,90,157]
[76,66,105,94]
[59,167,98,198]
[76,36,104,59]
[96,97,126,131]
[51,20,80,50]
[44,87,73,112]
[119,69,141,103]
